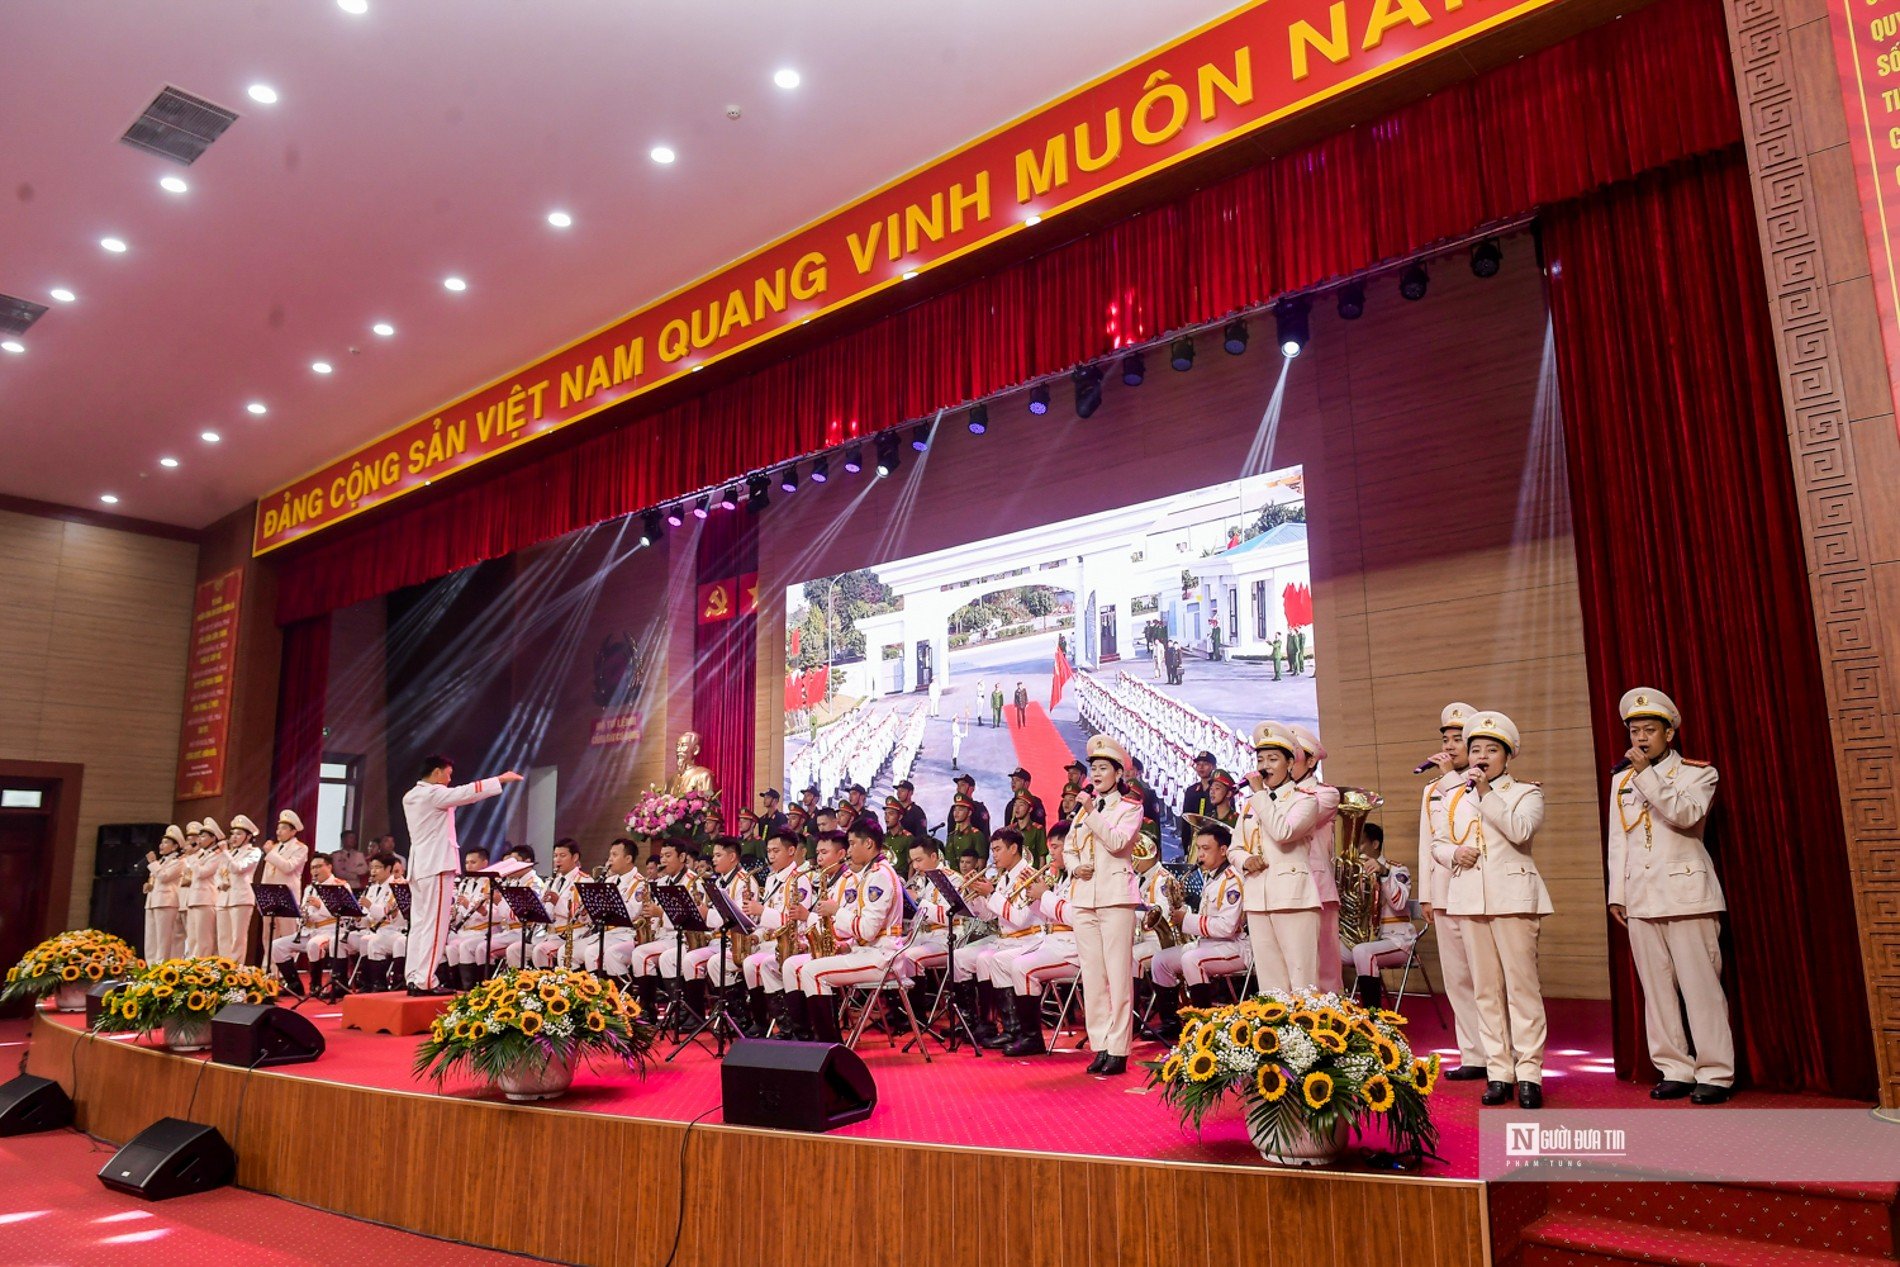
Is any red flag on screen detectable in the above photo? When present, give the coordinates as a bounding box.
[1049,644,1073,710]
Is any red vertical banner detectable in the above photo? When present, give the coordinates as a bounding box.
[738,571,759,617]
[175,567,244,800]
[1829,0,1900,427]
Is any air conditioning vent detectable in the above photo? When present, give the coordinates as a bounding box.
[0,293,49,337]
[120,86,238,166]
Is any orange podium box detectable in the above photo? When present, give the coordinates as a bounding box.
[340,991,451,1036]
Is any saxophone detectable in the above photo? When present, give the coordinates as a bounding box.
[1146,870,1188,949]
[806,864,843,960]
[772,866,805,964]
[682,873,711,951]
[726,872,759,960]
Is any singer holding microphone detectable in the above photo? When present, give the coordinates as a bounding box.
[1066,735,1145,1076]
[402,754,524,996]
[1415,702,1492,1081]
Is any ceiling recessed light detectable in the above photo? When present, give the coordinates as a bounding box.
[100,237,127,253]
[371,321,394,336]
[546,210,572,228]
[774,68,801,89]
[1025,214,1042,226]
[443,276,467,292]
[246,401,267,415]
[311,361,333,374]
[247,84,279,105]
[49,287,75,303]
[200,431,221,443]
[100,494,119,505]
[649,145,676,164]
[337,0,368,12]
[159,175,188,194]
[159,457,179,468]
[0,341,23,354]
[902,270,918,280]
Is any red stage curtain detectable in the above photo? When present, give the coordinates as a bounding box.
[1544,153,1877,1098]
[274,0,1740,625]
[269,615,332,861]
[693,514,758,814]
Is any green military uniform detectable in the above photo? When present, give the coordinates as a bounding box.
[947,791,987,863]
[990,686,1004,727]
[1270,633,1283,680]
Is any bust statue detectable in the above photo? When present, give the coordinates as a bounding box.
[669,730,717,797]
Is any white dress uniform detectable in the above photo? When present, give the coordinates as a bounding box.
[1434,711,1553,1085]
[182,836,222,958]
[217,819,264,962]
[272,879,353,967]
[958,858,1042,983]
[795,858,906,996]
[1132,859,1183,978]
[891,869,957,985]
[528,866,591,968]
[777,864,848,996]
[1607,688,1732,1090]
[259,816,311,951]
[400,778,504,989]
[143,829,187,961]
[1346,863,1416,977]
[1005,872,1081,996]
[447,885,516,966]
[1234,724,1322,991]
[744,864,816,992]
[1418,731,1489,1071]
[1287,725,1343,988]
[629,872,700,979]
[681,866,761,983]
[350,880,408,961]
[1067,746,1145,1058]
[1152,865,1249,986]
[594,869,649,975]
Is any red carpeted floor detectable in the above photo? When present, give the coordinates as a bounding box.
[33,996,1867,1181]
[1006,700,1077,806]
[0,1112,532,1264]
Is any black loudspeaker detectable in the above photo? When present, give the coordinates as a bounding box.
[87,874,145,950]
[98,1118,235,1199]
[94,823,166,878]
[0,1074,74,1136]
[86,980,130,1030]
[720,1039,877,1132]
[210,1003,325,1069]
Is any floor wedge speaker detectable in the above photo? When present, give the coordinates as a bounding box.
[720,1038,876,1132]
[210,1002,325,1068]
[0,1074,73,1136]
[97,1118,235,1199]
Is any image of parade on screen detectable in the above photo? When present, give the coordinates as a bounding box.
[782,464,1317,859]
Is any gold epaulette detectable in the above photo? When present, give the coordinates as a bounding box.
[1681,758,1712,768]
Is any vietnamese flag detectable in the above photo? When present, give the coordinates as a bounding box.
[1049,644,1073,710]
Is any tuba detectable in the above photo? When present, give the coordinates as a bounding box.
[1332,787,1385,948]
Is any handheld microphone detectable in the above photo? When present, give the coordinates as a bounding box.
[1413,757,1442,775]
[1609,756,1633,774]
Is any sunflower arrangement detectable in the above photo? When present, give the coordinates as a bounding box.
[92,957,281,1035]
[1144,988,1439,1161]
[1,930,142,1005]
[412,967,656,1087]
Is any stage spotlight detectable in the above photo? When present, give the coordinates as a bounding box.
[811,456,830,483]
[909,424,930,452]
[1274,298,1311,359]
[967,404,989,435]
[1470,238,1502,278]
[875,432,901,477]
[779,464,799,493]
[1073,365,1104,419]
[1223,319,1249,355]
[1170,336,1195,371]
[640,510,663,545]
[717,484,738,511]
[692,495,710,519]
[665,505,684,527]
[1399,263,1429,301]
[746,473,770,512]
[1337,284,1366,321]
[1120,352,1146,386]
[1027,385,1049,415]
[843,445,863,474]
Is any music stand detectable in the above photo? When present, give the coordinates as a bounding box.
[576,881,633,977]
[475,859,535,976]
[671,884,752,1058]
[252,883,302,997]
[313,884,366,1002]
[924,869,983,1054]
[498,885,553,975]
[652,885,709,1043]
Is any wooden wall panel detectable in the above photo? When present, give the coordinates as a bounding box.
[30,1015,1488,1266]
[751,251,1606,998]
[0,509,197,926]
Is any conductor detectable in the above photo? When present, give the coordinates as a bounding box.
[402,754,523,995]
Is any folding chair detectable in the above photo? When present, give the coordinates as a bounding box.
[1388,901,1447,1026]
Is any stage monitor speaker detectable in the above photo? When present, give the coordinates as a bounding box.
[98,1118,234,1200]
[86,979,130,1030]
[720,1039,876,1133]
[210,1003,325,1069]
[0,1074,73,1136]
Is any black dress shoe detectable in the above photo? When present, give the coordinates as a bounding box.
[1096,1055,1127,1076]
[1516,1081,1543,1109]
[406,985,452,997]
[1650,1080,1695,1101]
[1690,1083,1732,1105]
[1443,1065,1489,1081]
[1085,1052,1109,1074]
[1480,1080,1514,1105]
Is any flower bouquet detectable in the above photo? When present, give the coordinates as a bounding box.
[625,785,720,843]
[2,930,143,1012]
[1145,989,1439,1166]
[94,957,282,1050]
[412,967,655,1101]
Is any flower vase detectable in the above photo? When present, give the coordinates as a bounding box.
[163,1015,213,1052]
[493,1050,575,1102]
[52,983,89,1013]
[1243,1092,1349,1166]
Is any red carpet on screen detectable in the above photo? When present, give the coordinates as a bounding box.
[1007,700,1080,805]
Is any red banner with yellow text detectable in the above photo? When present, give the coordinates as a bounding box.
[254,0,1562,555]
[175,567,244,800]
[1829,0,1900,425]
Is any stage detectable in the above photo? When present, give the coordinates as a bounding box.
[19,994,1877,1265]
